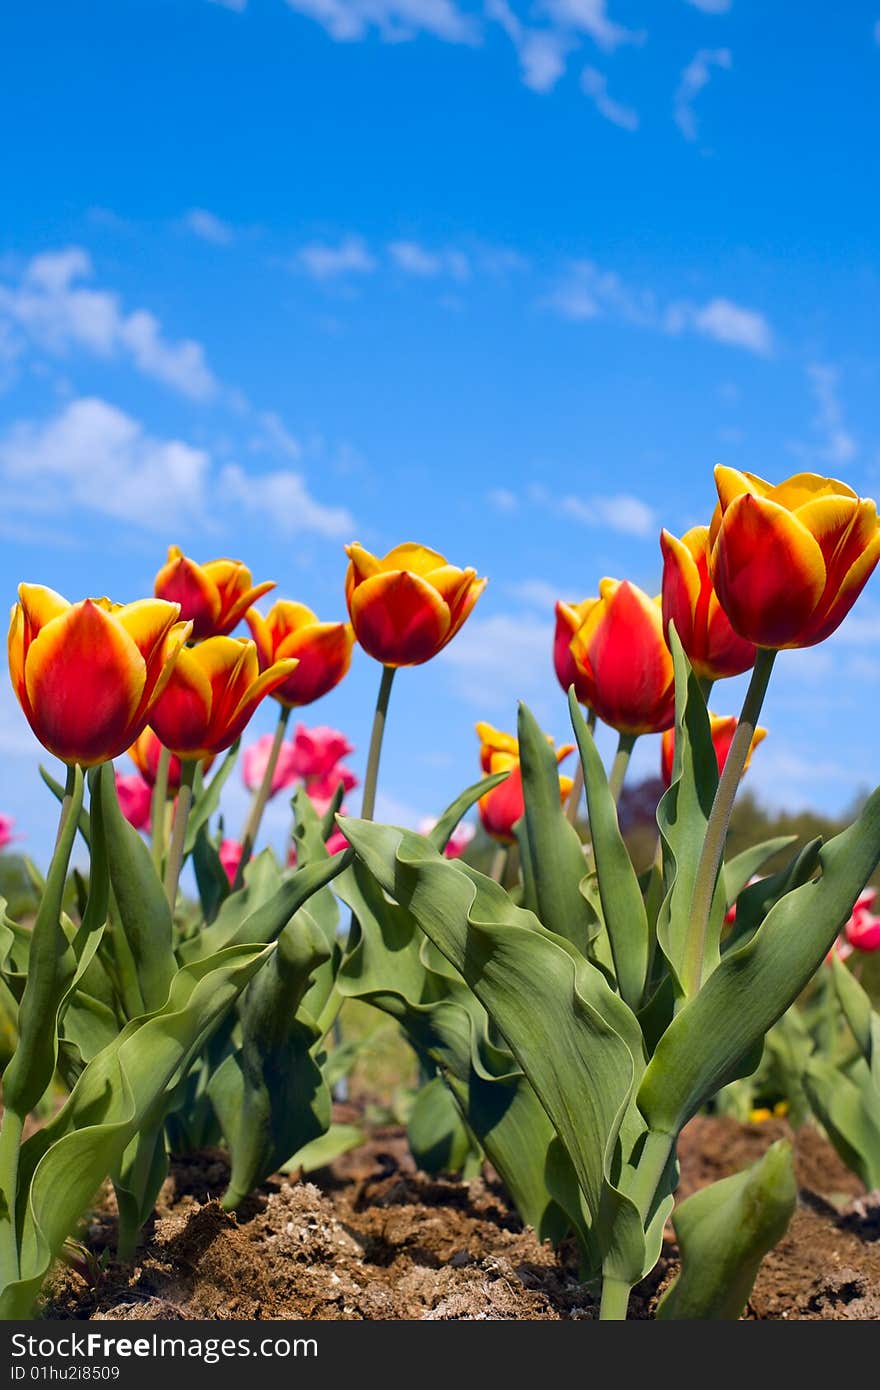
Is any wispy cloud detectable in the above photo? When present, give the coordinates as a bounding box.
[440,612,554,707]
[0,397,356,540]
[806,363,857,464]
[506,578,566,609]
[486,0,574,92]
[580,67,638,130]
[544,259,772,356]
[683,0,731,13]
[674,47,732,142]
[0,248,217,400]
[540,0,644,52]
[295,235,378,280]
[388,240,470,279]
[487,487,519,512]
[283,0,478,44]
[184,208,235,245]
[560,492,656,537]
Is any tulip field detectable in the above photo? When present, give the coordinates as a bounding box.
[2,466,880,1322]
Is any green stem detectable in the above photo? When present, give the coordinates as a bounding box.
[565,760,584,827]
[697,676,715,706]
[163,759,198,909]
[150,746,171,872]
[361,665,396,822]
[490,846,508,883]
[233,704,291,890]
[608,732,637,805]
[52,761,78,852]
[599,1276,632,1321]
[682,648,776,998]
[0,1110,23,1281]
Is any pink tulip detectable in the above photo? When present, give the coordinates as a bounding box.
[219,838,243,885]
[115,773,152,832]
[307,764,358,815]
[844,888,880,953]
[291,725,355,781]
[242,734,300,797]
[418,816,476,860]
[0,814,18,851]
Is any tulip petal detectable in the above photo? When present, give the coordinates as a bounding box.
[24,600,146,765]
[344,543,383,607]
[382,542,448,576]
[660,528,703,654]
[149,645,215,757]
[791,494,858,571]
[264,600,318,650]
[17,583,70,640]
[578,581,675,734]
[135,618,194,720]
[349,570,451,666]
[224,657,300,749]
[244,606,274,668]
[772,471,857,509]
[800,528,880,646]
[115,598,181,665]
[219,580,278,637]
[273,621,354,706]
[154,549,221,639]
[710,492,827,648]
[438,575,487,651]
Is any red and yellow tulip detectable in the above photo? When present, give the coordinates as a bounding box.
[8,585,191,766]
[344,542,486,667]
[660,526,756,680]
[154,546,275,642]
[128,727,214,794]
[477,725,574,844]
[569,579,675,735]
[245,600,354,708]
[149,636,298,761]
[554,599,599,704]
[708,467,880,649]
[661,713,766,789]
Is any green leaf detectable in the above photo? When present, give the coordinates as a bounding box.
[723,836,798,909]
[191,824,230,924]
[2,940,273,1318]
[569,691,648,1005]
[831,954,880,1087]
[210,909,332,1209]
[407,1075,478,1176]
[282,1124,365,1175]
[655,629,723,996]
[427,773,508,855]
[722,839,823,956]
[518,701,596,955]
[639,785,880,1135]
[38,767,91,849]
[99,763,176,1014]
[803,1056,880,1190]
[656,1140,796,1320]
[1,768,84,1117]
[340,817,648,1274]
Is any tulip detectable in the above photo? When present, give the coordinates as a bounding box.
[477,727,574,844]
[149,636,298,760]
[114,772,153,832]
[154,546,275,642]
[708,467,880,649]
[219,839,244,886]
[8,585,191,766]
[660,526,756,681]
[307,764,358,816]
[569,579,675,735]
[554,600,599,704]
[0,815,17,851]
[129,728,213,794]
[242,732,300,797]
[660,714,767,789]
[246,601,354,707]
[418,816,476,860]
[475,721,520,774]
[843,888,880,953]
[290,725,355,781]
[344,542,486,668]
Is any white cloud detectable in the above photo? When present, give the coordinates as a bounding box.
[806,363,857,465]
[683,0,731,12]
[0,397,357,541]
[283,0,478,44]
[220,463,356,538]
[487,487,519,512]
[672,296,773,355]
[580,66,638,130]
[0,397,210,531]
[486,0,573,92]
[388,240,470,279]
[542,258,654,324]
[674,47,732,142]
[0,248,217,400]
[184,208,235,245]
[560,493,656,537]
[540,0,643,52]
[250,410,303,461]
[441,613,553,706]
[295,236,377,279]
[506,578,565,609]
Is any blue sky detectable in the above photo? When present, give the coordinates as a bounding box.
[3,0,880,864]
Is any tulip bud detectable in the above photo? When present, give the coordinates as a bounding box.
[345,541,486,667]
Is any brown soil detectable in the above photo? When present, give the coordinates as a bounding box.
[41,1113,880,1321]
